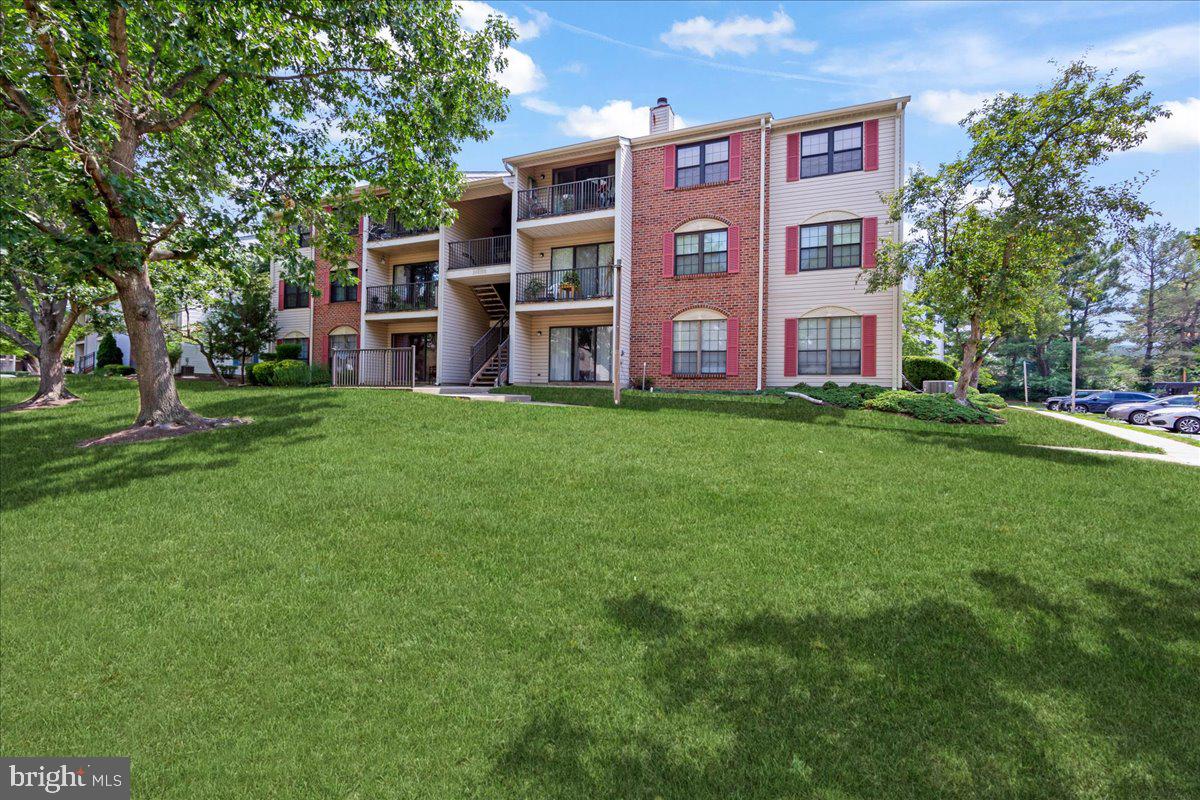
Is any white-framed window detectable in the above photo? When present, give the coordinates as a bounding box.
[674,229,728,275]
[798,316,861,375]
[673,317,727,375]
[676,137,730,188]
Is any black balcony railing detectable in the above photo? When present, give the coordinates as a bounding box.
[515,266,613,303]
[517,176,615,221]
[364,281,438,313]
[367,212,437,242]
[448,235,511,269]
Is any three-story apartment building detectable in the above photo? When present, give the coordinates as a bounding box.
[269,95,907,392]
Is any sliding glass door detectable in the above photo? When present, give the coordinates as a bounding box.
[549,325,612,382]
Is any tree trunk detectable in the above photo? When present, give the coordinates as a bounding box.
[30,338,75,404]
[954,317,985,403]
[112,268,209,426]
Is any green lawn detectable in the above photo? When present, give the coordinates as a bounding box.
[2,377,1196,799]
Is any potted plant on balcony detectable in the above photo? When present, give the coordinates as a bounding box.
[524,277,546,301]
[559,270,580,300]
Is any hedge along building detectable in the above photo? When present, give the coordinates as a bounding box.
[269,95,908,391]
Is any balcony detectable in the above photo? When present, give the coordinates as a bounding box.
[515,266,613,304]
[367,212,437,242]
[296,224,312,249]
[517,177,615,221]
[364,281,438,314]
[448,235,511,269]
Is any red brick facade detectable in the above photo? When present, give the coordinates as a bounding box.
[631,128,767,390]
[310,223,363,366]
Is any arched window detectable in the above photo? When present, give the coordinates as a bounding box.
[672,309,727,376]
[327,326,358,365]
[673,219,728,276]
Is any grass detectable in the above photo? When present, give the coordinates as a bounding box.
[2,376,1196,799]
[1064,410,1200,448]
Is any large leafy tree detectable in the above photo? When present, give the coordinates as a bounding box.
[868,62,1163,401]
[0,237,113,407]
[1,0,511,433]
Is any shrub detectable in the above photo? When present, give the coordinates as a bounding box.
[792,382,889,409]
[308,365,331,386]
[275,342,303,361]
[98,363,135,377]
[865,389,1003,424]
[971,392,1007,409]
[96,332,124,369]
[250,361,276,386]
[903,356,955,388]
[167,341,183,368]
[271,359,311,386]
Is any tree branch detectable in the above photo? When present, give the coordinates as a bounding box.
[140,74,229,133]
[0,72,36,117]
[0,320,39,355]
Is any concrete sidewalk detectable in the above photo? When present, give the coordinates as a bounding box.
[1015,407,1200,467]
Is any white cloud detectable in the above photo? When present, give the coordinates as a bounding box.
[456,1,547,41]
[660,9,816,57]
[1139,97,1200,154]
[456,1,546,95]
[496,47,544,95]
[913,89,1002,126]
[818,23,1200,88]
[522,97,687,139]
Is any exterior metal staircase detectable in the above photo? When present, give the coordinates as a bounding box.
[471,284,508,320]
[469,324,509,387]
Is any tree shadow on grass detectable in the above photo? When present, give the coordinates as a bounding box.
[518,388,1141,469]
[493,573,1200,799]
[0,383,337,512]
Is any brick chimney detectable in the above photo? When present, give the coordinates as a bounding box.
[649,97,675,135]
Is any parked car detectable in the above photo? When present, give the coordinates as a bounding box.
[1044,390,1102,411]
[1146,406,1200,434]
[1105,394,1198,425]
[1070,391,1157,414]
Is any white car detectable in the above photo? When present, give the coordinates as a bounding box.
[1106,394,1198,425]
[1146,405,1200,435]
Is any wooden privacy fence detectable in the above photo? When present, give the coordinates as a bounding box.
[331,347,415,388]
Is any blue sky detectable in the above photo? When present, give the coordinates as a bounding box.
[453,1,1200,230]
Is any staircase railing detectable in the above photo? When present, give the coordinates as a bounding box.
[470,324,508,379]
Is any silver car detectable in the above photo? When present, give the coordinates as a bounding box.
[1106,394,1198,425]
[1146,405,1200,434]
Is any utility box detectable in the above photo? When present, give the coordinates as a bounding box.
[923,380,956,395]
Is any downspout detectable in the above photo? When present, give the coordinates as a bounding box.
[756,115,769,391]
[893,101,905,389]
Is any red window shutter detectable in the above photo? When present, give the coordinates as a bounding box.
[663,145,676,190]
[663,232,675,278]
[661,321,673,376]
[728,132,742,182]
[861,314,877,377]
[727,226,740,274]
[278,280,285,309]
[862,217,878,269]
[784,319,798,377]
[726,318,739,376]
[786,132,799,181]
[863,119,879,171]
[785,226,798,274]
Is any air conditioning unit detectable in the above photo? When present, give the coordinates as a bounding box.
[923,380,956,395]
